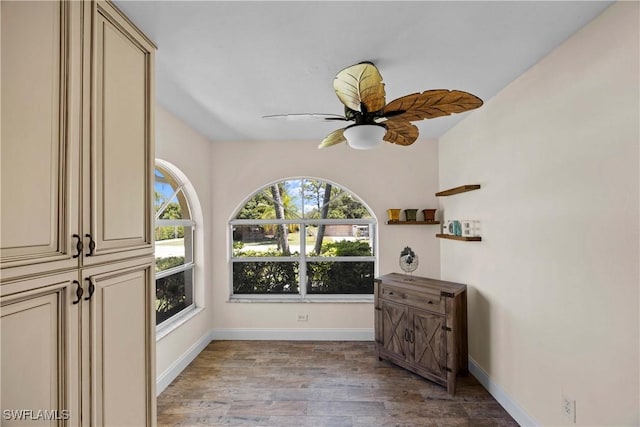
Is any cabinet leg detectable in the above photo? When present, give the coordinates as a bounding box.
[447,380,456,395]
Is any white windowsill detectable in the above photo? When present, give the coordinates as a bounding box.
[227,296,374,304]
[156,306,205,341]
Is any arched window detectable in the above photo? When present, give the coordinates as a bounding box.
[230,178,376,300]
[154,163,196,325]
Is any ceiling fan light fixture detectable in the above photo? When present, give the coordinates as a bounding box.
[344,125,386,150]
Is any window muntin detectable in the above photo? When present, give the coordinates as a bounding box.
[233,261,299,294]
[155,269,194,324]
[232,223,300,258]
[307,261,374,294]
[155,165,195,325]
[230,178,376,298]
[304,224,373,256]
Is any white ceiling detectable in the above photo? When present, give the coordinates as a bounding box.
[115,1,612,144]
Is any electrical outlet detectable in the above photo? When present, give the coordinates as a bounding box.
[297,314,308,322]
[562,395,576,423]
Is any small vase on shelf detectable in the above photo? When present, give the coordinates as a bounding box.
[387,209,401,223]
[404,209,418,222]
[422,209,437,222]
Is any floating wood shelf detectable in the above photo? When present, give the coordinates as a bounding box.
[436,185,481,197]
[387,221,441,225]
[436,234,482,242]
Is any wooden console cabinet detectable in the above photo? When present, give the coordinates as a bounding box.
[374,273,468,394]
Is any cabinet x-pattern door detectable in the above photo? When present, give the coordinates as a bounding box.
[412,309,447,378]
[381,300,409,359]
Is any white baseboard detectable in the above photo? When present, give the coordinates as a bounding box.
[210,328,374,341]
[468,356,538,426]
[156,330,214,396]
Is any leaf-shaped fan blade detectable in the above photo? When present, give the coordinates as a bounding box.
[263,113,347,121]
[382,90,483,123]
[318,128,347,149]
[383,121,419,146]
[333,62,386,114]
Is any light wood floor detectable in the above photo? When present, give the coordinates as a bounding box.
[157,341,518,427]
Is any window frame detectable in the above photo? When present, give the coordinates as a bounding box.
[229,178,377,302]
[154,164,197,328]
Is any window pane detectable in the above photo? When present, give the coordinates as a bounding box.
[155,166,191,220]
[232,224,300,257]
[156,269,193,324]
[154,168,170,214]
[236,182,301,220]
[306,227,373,256]
[307,261,374,294]
[303,179,371,220]
[233,261,299,294]
[156,225,193,272]
[157,192,189,219]
[302,179,328,218]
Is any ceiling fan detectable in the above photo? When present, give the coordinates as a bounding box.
[264,61,484,149]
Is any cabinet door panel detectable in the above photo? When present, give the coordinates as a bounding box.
[0,0,80,276]
[0,273,80,427]
[85,259,154,427]
[380,300,409,360]
[85,1,154,264]
[412,309,447,378]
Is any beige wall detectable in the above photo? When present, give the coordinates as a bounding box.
[210,138,441,334]
[155,106,214,379]
[438,2,639,425]
[154,106,442,377]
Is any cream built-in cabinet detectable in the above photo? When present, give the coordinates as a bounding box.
[1,0,81,278]
[82,259,155,426]
[0,272,81,426]
[1,1,156,425]
[84,3,154,266]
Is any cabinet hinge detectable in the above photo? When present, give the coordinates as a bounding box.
[441,326,452,332]
[441,366,452,372]
[440,291,455,298]
[375,339,382,344]
[374,306,382,311]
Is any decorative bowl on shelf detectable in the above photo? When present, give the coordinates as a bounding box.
[387,209,401,223]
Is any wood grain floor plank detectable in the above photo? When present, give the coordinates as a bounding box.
[157,341,518,427]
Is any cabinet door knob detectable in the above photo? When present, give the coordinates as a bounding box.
[72,280,83,304]
[85,234,96,256]
[72,234,83,258]
[84,278,95,301]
